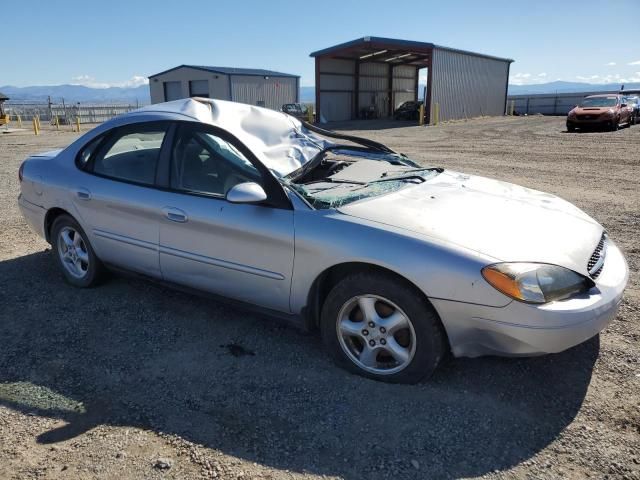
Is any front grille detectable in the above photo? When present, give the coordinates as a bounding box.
[587,232,607,279]
[578,114,598,120]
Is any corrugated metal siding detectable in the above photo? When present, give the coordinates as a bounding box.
[319,58,355,74]
[318,58,356,121]
[319,74,354,90]
[359,62,389,117]
[230,76,297,110]
[507,91,614,115]
[392,65,417,110]
[320,92,352,121]
[431,48,509,120]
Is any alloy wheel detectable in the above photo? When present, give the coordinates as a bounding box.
[336,295,416,375]
[57,226,90,279]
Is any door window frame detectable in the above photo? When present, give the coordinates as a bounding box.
[74,120,292,210]
[157,121,292,210]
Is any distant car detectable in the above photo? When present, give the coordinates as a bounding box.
[566,94,632,132]
[623,96,639,125]
[282,103,310,121]
[393,101,421,120]
[18,98,628,384]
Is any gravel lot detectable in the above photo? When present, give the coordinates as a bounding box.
[1,116,638,480]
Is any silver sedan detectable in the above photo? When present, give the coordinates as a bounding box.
[18,98,628,383]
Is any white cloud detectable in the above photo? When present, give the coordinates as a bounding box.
[628,60,640,65]
[509,72,534,85]
[71,75,148,89]
[605,62,617,66]
[537,73,547,77]
[575,72,640,84]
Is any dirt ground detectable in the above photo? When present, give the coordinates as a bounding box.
[0,116,638,480]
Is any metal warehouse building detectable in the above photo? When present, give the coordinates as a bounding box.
[311,37,513,123]
[148,65,300,110]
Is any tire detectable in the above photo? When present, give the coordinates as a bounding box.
[610,120,619,131]
[51,214,106,287]
[320,271,448,384]
[567,123,575,133]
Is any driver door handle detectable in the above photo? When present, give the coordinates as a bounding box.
[162,207,188,223]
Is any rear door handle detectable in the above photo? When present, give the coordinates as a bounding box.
[76,188,91,200]
[162,207,188,223]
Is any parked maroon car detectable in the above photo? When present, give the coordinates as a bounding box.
[566,94,632,132]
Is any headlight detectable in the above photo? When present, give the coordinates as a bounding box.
[568,110,577,118]
[481,263,592,304]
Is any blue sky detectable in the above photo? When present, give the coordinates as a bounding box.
[3,0,640,88]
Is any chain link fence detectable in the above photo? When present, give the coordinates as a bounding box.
[3,102,142,125]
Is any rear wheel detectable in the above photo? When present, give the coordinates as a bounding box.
[320,272,447,383]
[51,215,105,287]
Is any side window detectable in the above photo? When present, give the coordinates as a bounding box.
[93,126,167,186]
[77,134,104,169]
[171,126,262,196]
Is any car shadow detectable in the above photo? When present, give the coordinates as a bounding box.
[0,251,598,479]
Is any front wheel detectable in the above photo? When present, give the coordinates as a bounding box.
[320,272,448,383]
[51,215,105,287]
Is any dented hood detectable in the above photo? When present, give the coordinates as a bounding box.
[338,171,603,276]
[136,98,332,176]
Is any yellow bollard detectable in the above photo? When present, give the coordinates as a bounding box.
[32,118,39,135]
[419,104,425,126]
[17,115,22,128]
[76,117,81,133]
[35,115,41,132]
[55,116,60,130]
[433,103,440,126]
[306,106,313,123]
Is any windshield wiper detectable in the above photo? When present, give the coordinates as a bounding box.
[372,167,443,183]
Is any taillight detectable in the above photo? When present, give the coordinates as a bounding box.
[18,162,25,182]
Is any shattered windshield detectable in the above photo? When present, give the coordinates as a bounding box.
[284,148,440,209]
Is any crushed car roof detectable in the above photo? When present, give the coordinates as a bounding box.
[132,98,330,177]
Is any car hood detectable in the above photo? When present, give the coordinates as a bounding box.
[338,171,603,276]
[573,106,614,114]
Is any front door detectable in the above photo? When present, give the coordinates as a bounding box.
[157,122,295,312]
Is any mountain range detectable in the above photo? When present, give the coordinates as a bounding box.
[2,81,638,105]
[0,84,150,104]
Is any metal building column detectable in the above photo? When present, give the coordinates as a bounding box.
[315,59,320,122]
[425,55,433,124]
[388,64,394,117]
[354,61,360,119]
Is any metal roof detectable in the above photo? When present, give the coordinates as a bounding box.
[149,65,299,79]
[310,36,514,65]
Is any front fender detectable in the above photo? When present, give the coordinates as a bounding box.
[290,210,511,315]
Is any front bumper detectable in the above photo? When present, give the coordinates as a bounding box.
[567,116,614,128]
[433,240,628,358]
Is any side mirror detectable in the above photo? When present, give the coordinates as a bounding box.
[621,103,627,108]
[226,182,267,204]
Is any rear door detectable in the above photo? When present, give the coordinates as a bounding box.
[155,122,295,312]
[73,122,171,277]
